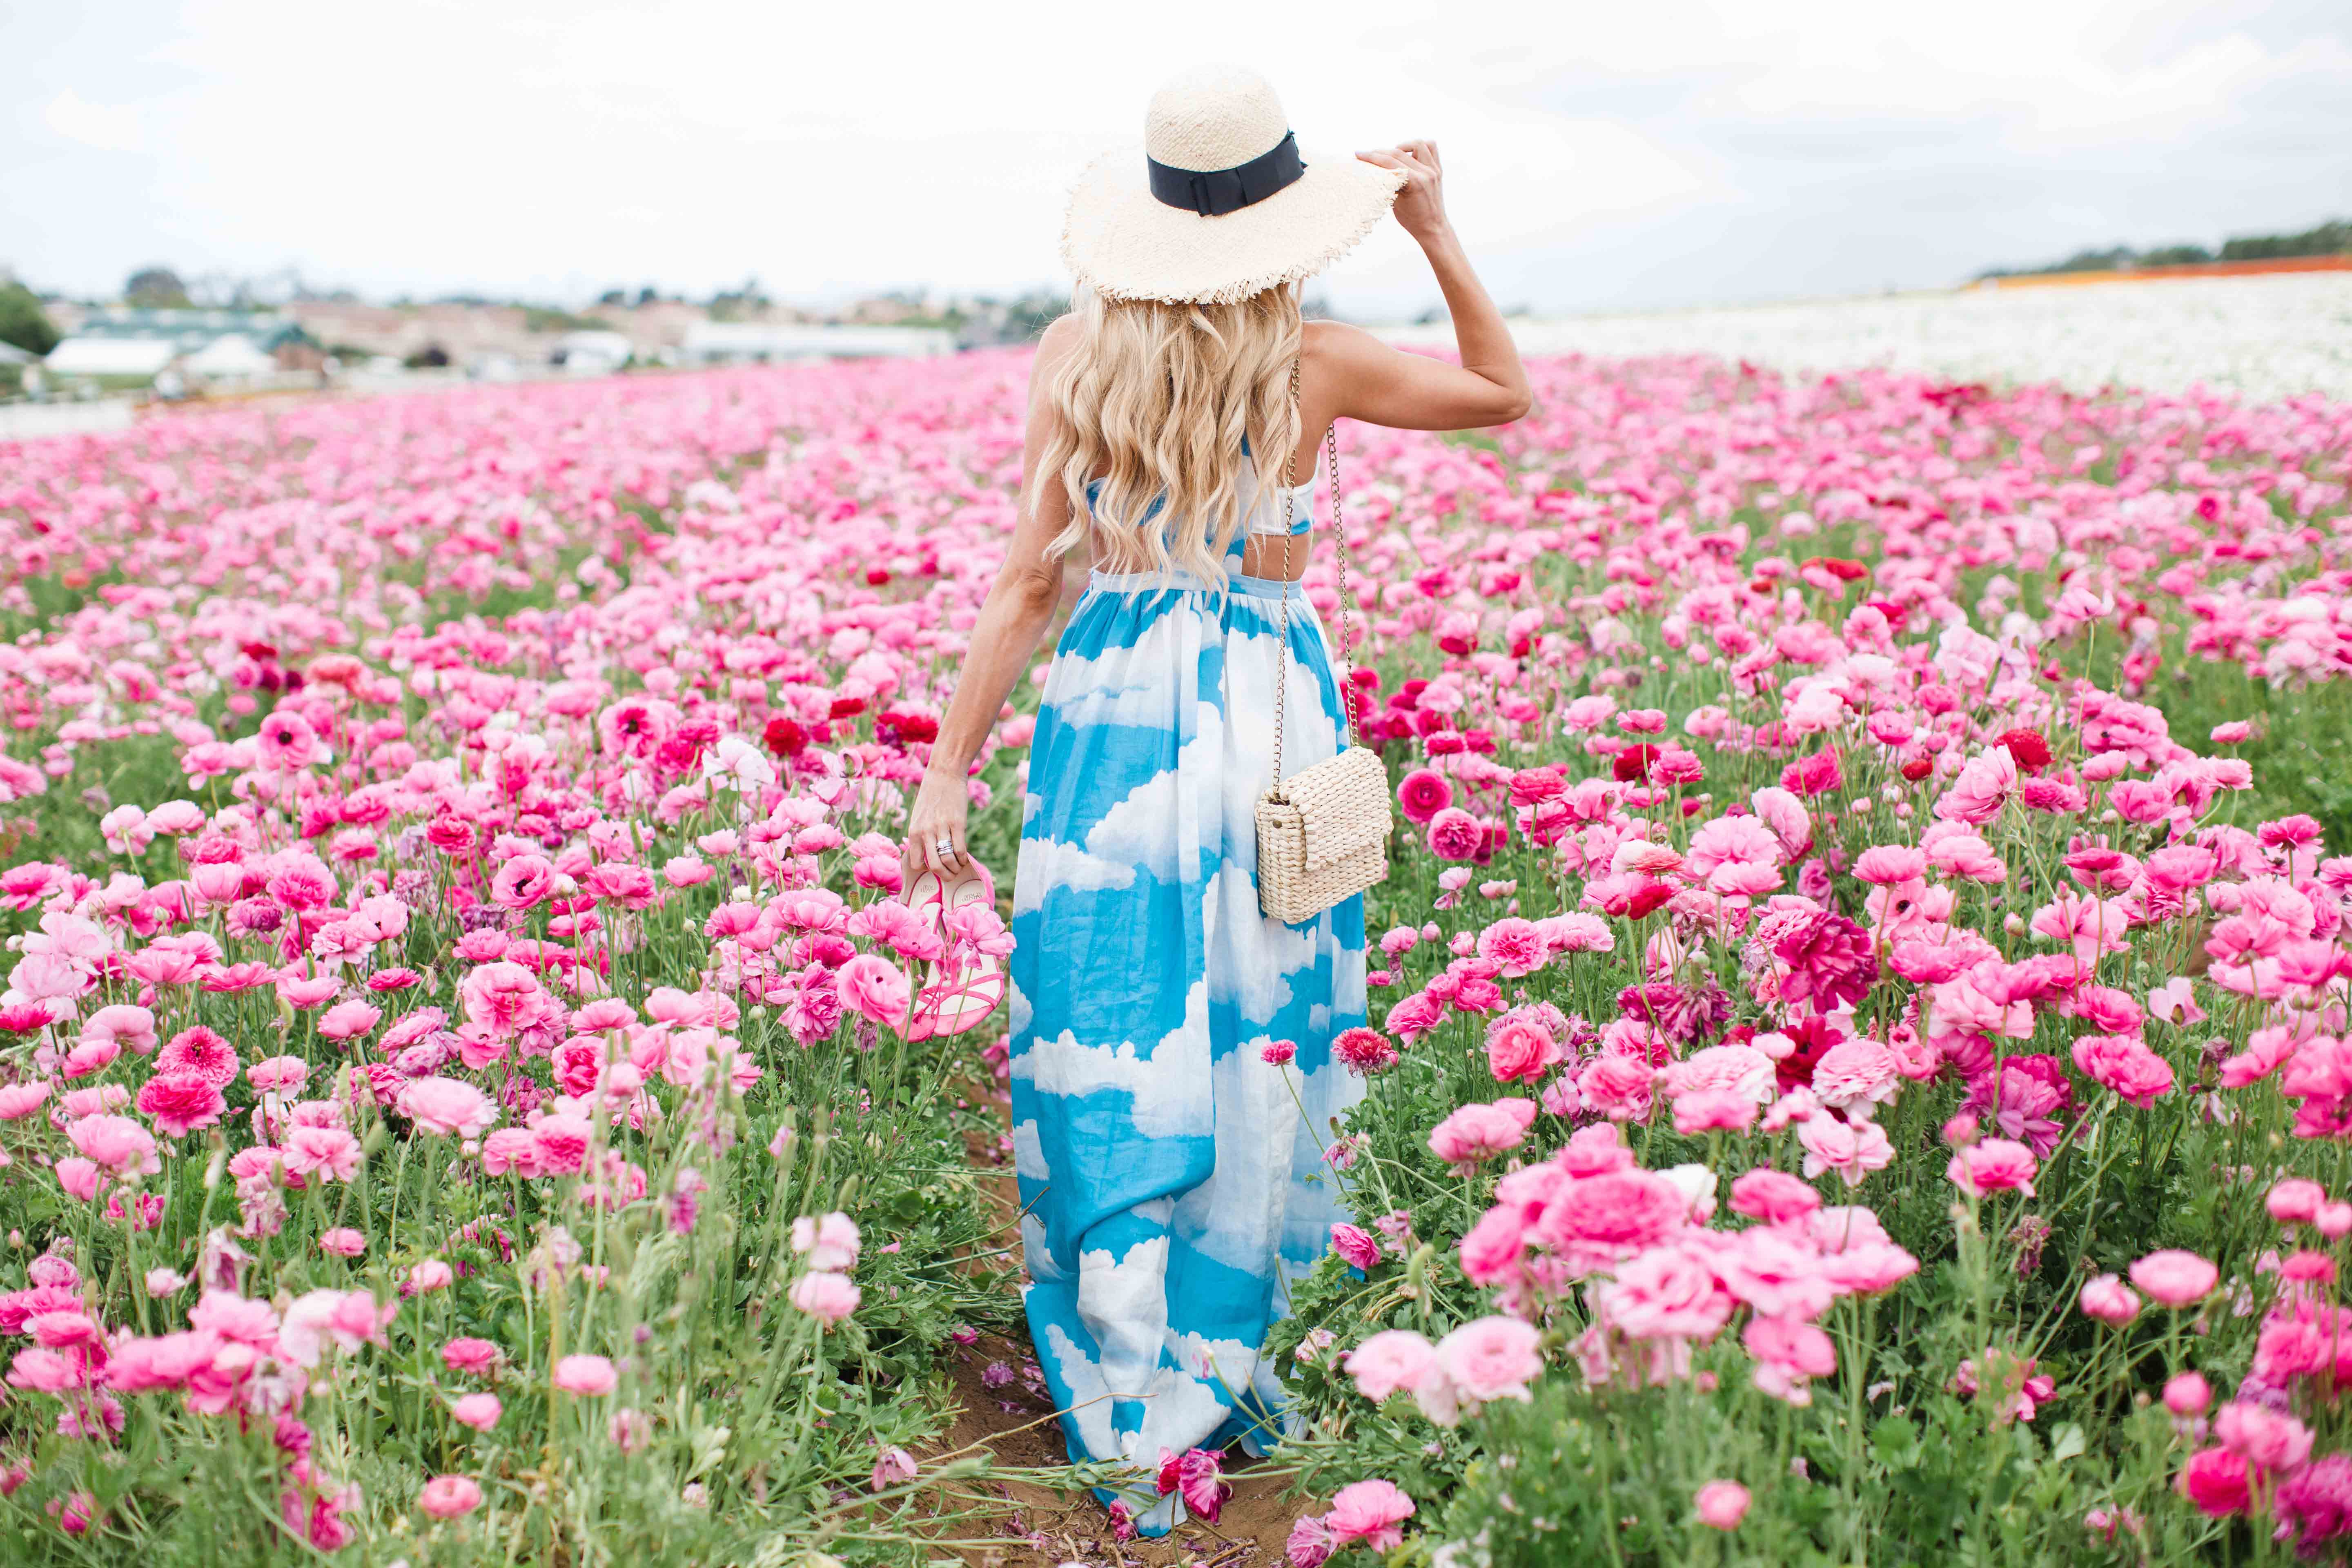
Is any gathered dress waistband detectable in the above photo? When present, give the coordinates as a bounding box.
[1086,568,1307,598]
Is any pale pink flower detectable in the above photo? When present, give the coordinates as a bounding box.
[2129,1250,2218,1308]
[1345,1330,1441,1401]
[278,1289,392,1367]
[790,1212,862,1272]
[1695,1480,1750,1530]
[318,1228,366,1257]
[451,1392,503,1431]
[551,1354,619,1396]
[1426,1100,1538,1172]
[418,1475,482,1519]
[2078,1275,2142,1324]
[1947,1138,2038,1198]
[1796,1116,1893,1188]
[66,1113,160,1176]
[789,1271,861,1325]
[1433,1316,1544,1405]
[396,1076,499,1138]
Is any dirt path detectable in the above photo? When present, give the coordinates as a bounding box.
[924,1080,1310,1568]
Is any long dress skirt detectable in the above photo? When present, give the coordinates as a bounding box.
[1008,567,1369,1536]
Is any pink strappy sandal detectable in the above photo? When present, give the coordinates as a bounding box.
[904,862,1006,1041]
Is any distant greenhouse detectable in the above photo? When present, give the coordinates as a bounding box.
[679,321,955,365]
[43,307,321,381]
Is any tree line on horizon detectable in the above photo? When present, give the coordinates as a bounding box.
[1979,216,2350,280]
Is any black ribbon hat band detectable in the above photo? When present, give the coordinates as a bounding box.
[1147,130,1305,217]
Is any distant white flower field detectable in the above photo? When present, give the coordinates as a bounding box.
[1381,272,2352,405]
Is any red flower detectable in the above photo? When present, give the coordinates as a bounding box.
[1996,728,2052,773]
[1774,1014,1843,1094]
[1602,880,1675,921]
[1613,745,1659,782]
[762,717,808,757]
[876,711,939,746]
[1863,599,1909,631]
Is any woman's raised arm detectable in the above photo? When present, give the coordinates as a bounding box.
[1317,140,1531,432]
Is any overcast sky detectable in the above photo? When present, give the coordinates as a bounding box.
[5,0,2349,318]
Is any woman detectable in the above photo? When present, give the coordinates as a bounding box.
[901,64,1530,1534]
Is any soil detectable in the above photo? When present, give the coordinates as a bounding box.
[914,1080,1312,1568]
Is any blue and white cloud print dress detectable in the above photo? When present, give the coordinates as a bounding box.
[1009,471,1370,1534]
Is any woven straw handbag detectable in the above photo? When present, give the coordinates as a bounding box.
[1255,383,1390,924]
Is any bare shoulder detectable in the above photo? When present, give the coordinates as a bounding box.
[1302,318,1405,405]
[1302,317,1388,366]
[1036,311,1086,365]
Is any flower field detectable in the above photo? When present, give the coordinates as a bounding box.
[1385,273,2352,407]
[0,343,2350,1566]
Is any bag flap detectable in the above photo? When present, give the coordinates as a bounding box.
[1281,746,1392,872]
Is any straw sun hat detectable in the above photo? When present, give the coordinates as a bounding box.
[1062,65,1408,305]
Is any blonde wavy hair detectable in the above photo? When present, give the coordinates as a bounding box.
[1040,284,1303,581]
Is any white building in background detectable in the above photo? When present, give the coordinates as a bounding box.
[680,321,955,365]
[41,308,323,387]
[182,334,276,379]
[44,336,181,377]
[554,329,634,375]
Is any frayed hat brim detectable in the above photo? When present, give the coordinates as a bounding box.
[1062,143,1405,305]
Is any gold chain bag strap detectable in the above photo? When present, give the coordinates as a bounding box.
[1254,365,1391,924]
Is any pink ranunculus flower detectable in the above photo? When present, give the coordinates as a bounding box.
[1425,808,1483,861]
[2214,1400,2313,1472]
[1330,1222,1384,1271]
[1433,1316,1544,1405]
[1473,917,1546,978]
[418,1474,483,1519]
[1396,768,1454,824]
[1345,1330,1441,1402]
[1947,1138,2038,1199]
[791,1212,863,1272]
[2268,1178,2328,1225]
[136,1072,226,1138]
[1324,1479,1416,1552]
[552,1354,619,1396]
[451,1392,503,1431]
[1695,1480,1751,1530]
[54,1157,102,1203]
[1729,1168,1820,1224]
[283,1124,363,1183]
[2078,1275,2142,1324]
[2178,1446,2252,1517]
[789,1271,861,1325]
[278,1288,392,1367]
[1744,1315,1838,1405]
[316,1000,383,1042]
[396,1076,499,1138]
[1426,1100,1538,1173]
[1484,1015,1563,1084]
[66,1113,161,1176]
[2070,1033,2174,1107]
[2129,1250,2218,1308]
[833,953,911,1027]
[1796,1115,1893,1188]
